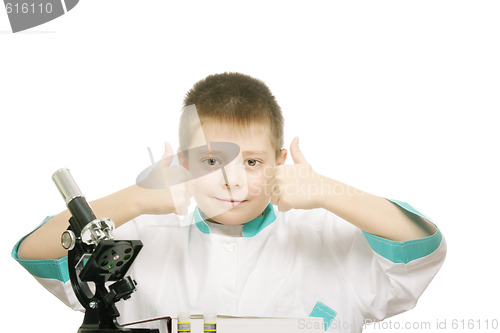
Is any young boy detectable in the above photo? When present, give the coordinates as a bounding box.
[13,72,446,332]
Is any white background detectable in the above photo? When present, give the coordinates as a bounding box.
[1,1,499,332]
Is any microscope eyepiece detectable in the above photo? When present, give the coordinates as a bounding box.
[52,168,97,235]
[52,168,84,205]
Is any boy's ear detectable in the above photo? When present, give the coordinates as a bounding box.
[277,148,287,166]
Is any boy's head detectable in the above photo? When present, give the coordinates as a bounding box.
[180,72,284,160]
[178,73,287,225]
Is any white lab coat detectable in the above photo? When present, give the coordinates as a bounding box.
[13,201,446,332]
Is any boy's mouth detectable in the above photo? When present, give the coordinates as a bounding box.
[215,198,247,207]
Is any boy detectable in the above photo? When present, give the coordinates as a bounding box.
[13,72,446,332]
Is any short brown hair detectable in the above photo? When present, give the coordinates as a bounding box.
[179,72,284,159]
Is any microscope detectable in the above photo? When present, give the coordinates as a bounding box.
[52,168,163,333]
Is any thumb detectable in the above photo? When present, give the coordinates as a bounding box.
[161,142,174,168]
[290,136,307,164]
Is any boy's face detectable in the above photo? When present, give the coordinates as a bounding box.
[182,121,286,225]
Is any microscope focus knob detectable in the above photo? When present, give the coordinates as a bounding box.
[61,230,76,251]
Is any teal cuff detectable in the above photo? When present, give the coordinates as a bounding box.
[11,216,70,283]
[362,199,443,264]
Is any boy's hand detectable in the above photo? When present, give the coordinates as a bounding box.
[270,137,323,212]
[136,142,193,215]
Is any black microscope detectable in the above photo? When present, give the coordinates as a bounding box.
[53,168,165,333]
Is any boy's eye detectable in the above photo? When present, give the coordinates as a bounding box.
[203,158,221,166]
[245,159,261,167]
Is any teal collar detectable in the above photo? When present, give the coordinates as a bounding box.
[193,203,276,237]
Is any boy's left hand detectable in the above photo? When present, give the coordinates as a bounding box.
[270,137,323,212]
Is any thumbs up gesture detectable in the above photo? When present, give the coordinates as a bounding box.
[270,137,322,212]
[136,142,193,216]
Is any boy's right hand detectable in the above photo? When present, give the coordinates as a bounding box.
[135,142,193,216]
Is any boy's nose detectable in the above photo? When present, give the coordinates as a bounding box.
[221,163,246,188]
